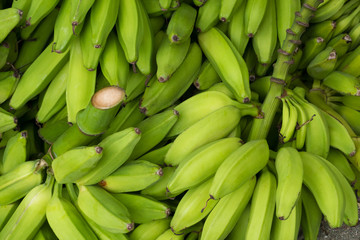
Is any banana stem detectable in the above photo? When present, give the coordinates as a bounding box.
[248,0,324,141]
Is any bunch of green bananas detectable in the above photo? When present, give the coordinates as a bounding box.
[0,0,360,239]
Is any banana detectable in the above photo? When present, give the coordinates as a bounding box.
[244,0,268,37]
[349,23,360,50]
[219,0,242,22]
[330,0,360,21]
[329,103,360,135]
[9,42,69,110]
[209,139,269,200]
[271,197,302,240]
[193,59,221,90]
[77,185,134,233]
[11,0,31,26]
[0,8,22,43]
[76,127,141,185]
[167,138,243,195]
[156,36,191,82]
[252,0,277,65]
[328,149,356,182]
[14,8,58,71]
[0,201,19,230]
[166,3,196,44]
[195,0,221,33]
[301,20,336,42]
[113,193,171,223]
[100,160,163,193]
[279,97,298,143]
[275,147,303,220]
[1,130,27,174]
[311,0,345,23]
[36,62,68,123]
[329,95,360,111]
[139,42,202,116]
[0,71,19,105]
[327,33,352,58]
[193,0,207,7]
[70,0,95,34]
[140,143,173,166]
[227,203,250,240]
[52,145,103,184]
[142,0,164,16]
[301,186,322,240]
[307,47,337,79]
[207,82,236,99]
[244,169,276,240]
[276,0,300,47]
[200,177,256,240]
[117,0,143,65]
[125,72,148,102]
[0,159,47,205]
[149,16,165,35]
[337,45,360,77]
[228,0,248,55]
[198,27,251,103]
[1,31,17,71]
[129,218,171,240]
[46,183,98,240]
[130,109,178,159]
[323,71,360,96]
[66,37,96,124]
[84,216,129,240]
[333,4,360,36]
[159,0,172,11]
[0,129,18,148]
[165,105,243,166]
[286,96,307,150]
[38,117,71,144]
[298,37,327,69]
[170,177,218,234]
[20,0,59,40]
[300,151,345,228]
[0,42,10,70]
[156,229,184,240]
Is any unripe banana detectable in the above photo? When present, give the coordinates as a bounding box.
[77,185,134,233]
[329,103,360,136]
[337,45,360,77]
[11,0,30,26]
[193,0,207,7]
[327,33,352,58]
[38,117,71,145]
[0,71,19,105]
[1,130,27,174]
[244,0,268,37]
[165,105,243,166]
[301,20,336,42]
[349,23,360,50]
[156,229,184,240]
[70,0,95,34]
[227,203,250,240]
[333,4,360,36]
[150,16,165,35]
[0,201,19,230]
[0,159,47,205]
[207,82,236,99]
[113,193,171,224]
[323,71,360,96]
[0,8,22,43]
[311,0,345,23]
[301,186,322,240]
[140,143,173,166]
[198,27,251,103]
[330,0,360,21]
[0,42,10,70]
[228,0,248,55]
[298,37,327,69]
[32,222,58,240]
[193,60,221,90]
[77,127,141,185]
[327,148,356,182]
[276,0,300,47]
[209,139,269,200]
[279,97,298,143]
[307,47,337,79]
[195,0,221,32]
[129,218,171,240]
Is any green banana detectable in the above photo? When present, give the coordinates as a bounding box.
[298,37,327,69]
[76,127,141,185]
[1,130,27,174]
[207,82,236,99]
[38,117,71,144]
[0,8,22,43]
[349,23,360,50]
[219,0,243,22]
[70,0,95,34]
[113,193,171,223]
[0,71,19,105]
[227,203,251,240]
[100,160,163,193]
[0,174,54,240]
[333,4,360,36]
[327,149,356,182]
[0,129,18,149]
[142,0,165,16]
[156,229,184,240]
[0,159,47,205]
[301,20,336,42]
[228,0,248,55]
[195,0,221,33]
[209,139,269,200]
[77,185,134,233]
[301,186,322,240]
[307,47,337,79]
[193,0,207,7]
[275,147,303,220]
[150,16,165,35]
[36,62,68,123]
[167,138,243,195]
[52,145,103,183]
[129,218,171,240]
[139,42,202,116]
[46,183,98,240]
[84,216,129,240]
[198,27,251,103]
[1,31,18,71]
[125,72,148,102]
[329,103,360,135]
[323,71,360,96]
[156,36,190,82]
[0,201,19,230]
[244,0,268,37]
[32,221,58,240]
[286,96,307,150]
[337,45,360,76]
[0,42,10,70]
[328,95,360,111]
[165,105,243,166]
[139,143,173,166]
[9,42,69,110]
[11,0,31,26]
[310,0,345,23]
[200,177,256,240]
[279,97,298,143]
[193,59,221,90]
[244,169,276,240]
[327,33,353,58]
[330,0,360,20]
[276,0,300,47]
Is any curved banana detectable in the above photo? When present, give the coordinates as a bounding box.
[301,186,322,240]
[0,201,19,230]
[1,130,27,174]
[298,37,327,69]
[70,0,95,34]
[244,0,268,37]
[279,97,298,143]
[333,4,360,36]
[301,20,336,42]
[349,23,360,50]
[140,143,173,166]
[329,103,360,135]
[328,148,356,182]
[311,0,345,23]
[0,8,22,43]
[11,0,30,26]
[193,59,221,90]
[228,0,248,55]
[307,47,337,79]
[125,72,148,102]
[129,218,171,240]
[337,45,360,77]
[0,71,19,105]
[276,0,300,47]
[156,229,184,240]
[195,0,221,33]
[323,71,360,96]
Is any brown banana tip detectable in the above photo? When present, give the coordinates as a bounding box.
[249,74,256,82]
[196,27,202,33]
[95,146,103,154]
[139,106,147,115]
[350,150,356,157]
[173,109,179,116]
[356,89,360,96]
[158,76,169,82]
[344,34,352,43]
[98,180,106,186]
[94,44,101,48]
[13,117,18,124]
[127,223,135,231]
[87,68,95,71]
[72,22,78,35]
[160,8,168,11]
[25,17,31,26]
[220,17,227,22]
[331,21,336,29]
[328,51,337,60]
[131,62,137,73]
[51,42,56,52]
[2,42,9,48]
[156,168,163,176]
[279,216,285,220]
[165,208,171,216]
[194,79,200,89]
[55,50,62,54]
[316,37,324,43]
[172,35,179,42]
[239,139,245,144]
[166,187,170,193]
[18,9,23,17]
[248,33,253,38]
[134,127,141,134]
[21,131,28,138]
[243,97,250,103]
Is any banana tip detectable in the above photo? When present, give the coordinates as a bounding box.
[134,128,141,134]
[21,131,28,138]
[95,146,103,154]
[220,17,227,22]
[278,216,285,220]
[172,35,179,42]
[127,222,135,231]
[98,180,106,187]
[165,208,171,216]
[248,33,253,38]
[156,168,163,176]
[350,150,356,157]
[139,106,147,115]
[243,97,250,103]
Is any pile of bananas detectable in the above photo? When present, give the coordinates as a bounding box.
[1,0,360,239]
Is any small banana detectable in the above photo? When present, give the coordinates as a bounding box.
[207,82,236,99]
[1,130,27,174]
[193,0,207,7]
[349,23,360,50]
[327,148,356,182]
[333,4,360,36]
[0,71,19,105]
[0,159,47,205]
[165,105,243,166]
[200,177,256,240]
[209,139,269,200]
[307,47,337,79]
[298,37,327,69]
[337,45,360,77]
[32,221,58,240]
[0,8,23,43]
[244,0,268,37]
[327,33,352,58]
[330,0,360,21]
[276,0,300,47]
[195,0,221,33]
[275,147,303,220]
[193,59,221,90]
[244,169,276,240]
[77,185,134,233]
[198,27,251,103]
[219,0,243,22]
[311,0,345,23]
[301,20,336,42]
[228,0,248,55]
[0,201,19,230]
[329,103,360,136]
[140,143,173,166]
[129,218,171,240]
[149,16,165,35]
[0,42,10,70]
[76,127,141,185]
[100,160,163,193]
[301,186,322,240]
[279,97,298,143]
[323,71,360,96]
[11,0,30,26]
[38,117,71,145]
[227,203,250,240]
[113,193,171,224]
[70,0,95,34]
[156,229,184,240]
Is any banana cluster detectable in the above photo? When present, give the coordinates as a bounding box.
[0,0,360,239]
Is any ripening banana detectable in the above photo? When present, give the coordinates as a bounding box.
[77,127,141,185]
[275,147,303,220]
[0,8,23,43]
[307,47,337,79]
[1,130,27,174]
[100,160,163,193]
[244,169,276,240]
[300,151,345,228]
[195,0,221,33]
[46,183,98,240]
[170,177,218,234]
[323,71,360,96]
[311,0,345,23]
[0,175,54,240]
[113,193,171,224]
[200,177,256,240]
[228,0,248,55]
[209,139,269,200]
[287,96,307,150]
[129,218,170,240]
[244,0,268,37]
[77,185,134,233]
[165,105,243,166]
[193,60,221,90]
[70,0,95,34]
[0,159,47,205]
[337,45,360,77]
[9,42,69,110]
[167,138,243,195]
[301,186,322,240]
[328,148,356,182]
[198,27,251,103]
[140,143,173,166]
